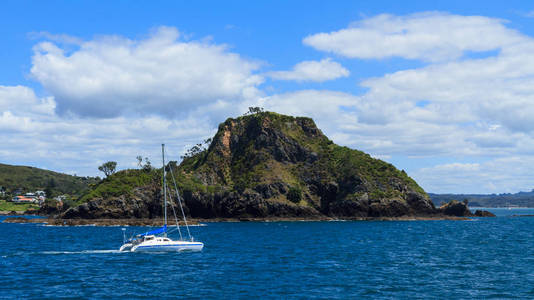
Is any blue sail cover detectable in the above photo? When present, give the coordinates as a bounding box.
[138,225,167,237]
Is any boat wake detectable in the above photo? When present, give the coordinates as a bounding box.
[40,250,123,255]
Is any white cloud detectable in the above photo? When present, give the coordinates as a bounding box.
[28,31,84,45]
[412,158,534,193]
[267,58,349,82]
[0,84,223,176]
[0,85,55,116]
[30,26,263,118]
[303,12,523,62]
[357,38,534,134]
[297,13,534,150]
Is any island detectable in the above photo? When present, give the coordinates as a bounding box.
[3,111,494,225]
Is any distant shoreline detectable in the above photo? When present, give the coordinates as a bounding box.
[470,207,532,209]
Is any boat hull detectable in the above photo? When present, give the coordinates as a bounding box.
[119,243,134,252]
[131,241,204,252]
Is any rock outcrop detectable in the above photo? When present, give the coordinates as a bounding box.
[438,200,495,217]
[473,210,496,217]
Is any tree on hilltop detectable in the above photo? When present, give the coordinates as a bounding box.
[142,157,152,171]
[244,106,264,115]
[98,161,117,177]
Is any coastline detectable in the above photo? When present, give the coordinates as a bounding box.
[0,211,26,216]
[2,215,470,226]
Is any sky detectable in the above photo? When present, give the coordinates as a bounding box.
[2,0,534,194]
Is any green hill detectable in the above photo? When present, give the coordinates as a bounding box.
[61,111,437,219]
[0,163,99,198]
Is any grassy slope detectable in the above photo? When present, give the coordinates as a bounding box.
[0,163,98,196]
[178,112,427,200]
[0,200,38,211]
[77,169,158,204]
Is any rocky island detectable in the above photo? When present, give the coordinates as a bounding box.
[7,111,494,224]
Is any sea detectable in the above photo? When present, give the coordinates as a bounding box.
[1,208,533,299]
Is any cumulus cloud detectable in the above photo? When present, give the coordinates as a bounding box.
[412,158,534,193]
[0,85,55,116]
[303,12,523,62]
[298,13,534,142]
[30,26,263,118]
[0,85,219,175]
[357,37,534,134]
[267,58,349,82]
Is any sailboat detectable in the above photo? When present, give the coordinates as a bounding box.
[119,144,204,252]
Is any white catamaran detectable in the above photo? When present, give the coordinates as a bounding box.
[119,144,204,252]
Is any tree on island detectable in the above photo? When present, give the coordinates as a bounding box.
[135,156,152,171]
[142,157,152,171]
[244,106,264,115]
[180,138,213,160]
[98,161,117,177]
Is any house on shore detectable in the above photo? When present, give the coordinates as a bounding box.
[12,196,38,204]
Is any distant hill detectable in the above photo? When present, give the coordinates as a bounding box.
[0,163,99,197]
[429,190,534,207]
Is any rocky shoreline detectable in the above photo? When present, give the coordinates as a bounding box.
[0,211,26,216]
[2,214,476,226]
[2,198,496,225]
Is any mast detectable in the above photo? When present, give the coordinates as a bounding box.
[162,143,167,228]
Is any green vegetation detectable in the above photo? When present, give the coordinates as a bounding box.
[181,138,212,160]
[98,161,117,177]
[287,186,302,203]
[0,200,38,212]
[77,169,158,205]
[0,163,99,198]
[326,144,425,196]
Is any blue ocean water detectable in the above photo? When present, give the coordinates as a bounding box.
[1,209,534,299]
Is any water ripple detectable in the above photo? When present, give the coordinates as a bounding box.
[0,211,533,298]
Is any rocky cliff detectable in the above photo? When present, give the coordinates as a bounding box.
[59,111,444,220]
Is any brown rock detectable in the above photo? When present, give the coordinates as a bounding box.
[474,210,496,217]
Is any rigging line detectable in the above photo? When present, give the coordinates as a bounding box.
[162,144,167,230]
[165,184,183,240]
[161,158,165,228]
[165,149,193,241]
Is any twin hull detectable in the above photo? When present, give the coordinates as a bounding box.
[120,241,204,252]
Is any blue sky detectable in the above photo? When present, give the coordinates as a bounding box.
[2,0,534,193]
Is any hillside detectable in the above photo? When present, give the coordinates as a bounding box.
[0,163,98,197]
[60,111,438,219]
[430,191,534,207]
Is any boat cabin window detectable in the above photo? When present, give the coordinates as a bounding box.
[145,236,154,241]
